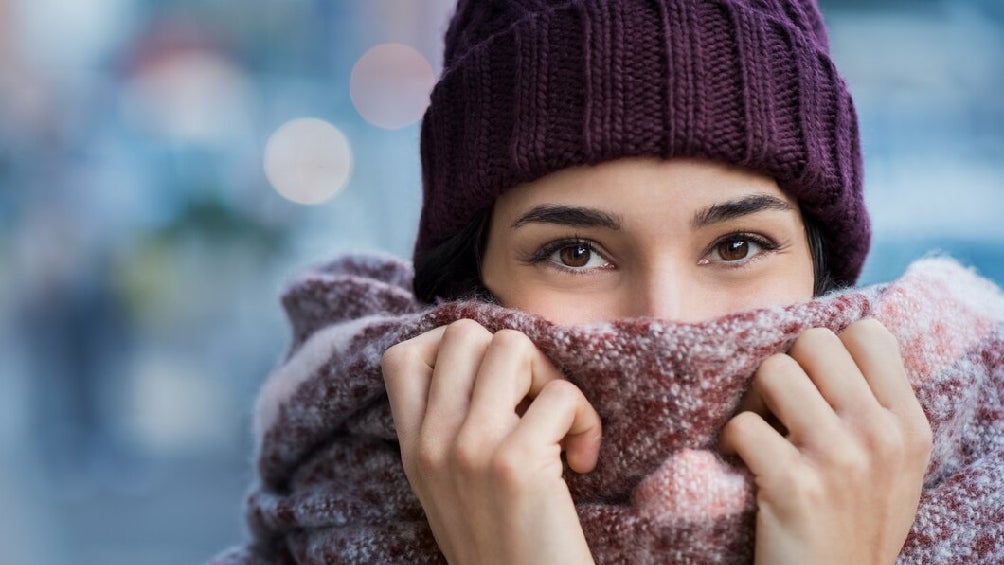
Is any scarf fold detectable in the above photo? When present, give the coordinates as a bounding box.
[213,255,1004,564]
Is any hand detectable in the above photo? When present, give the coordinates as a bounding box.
[381,319,602,565]
[720,319,932,565]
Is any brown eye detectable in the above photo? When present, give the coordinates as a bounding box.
[716,239,750,261]
[537,239,611,272]
[702,234,778,266]
[559,243,592,267]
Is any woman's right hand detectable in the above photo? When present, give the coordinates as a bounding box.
[381,319,602,565]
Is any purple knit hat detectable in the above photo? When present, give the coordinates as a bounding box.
[415,0,870,285]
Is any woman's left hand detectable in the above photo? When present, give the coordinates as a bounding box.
[720,318,933,565]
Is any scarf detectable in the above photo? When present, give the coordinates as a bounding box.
[212,255,1004,564]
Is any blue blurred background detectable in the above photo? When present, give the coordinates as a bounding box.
[0,1,1001,563]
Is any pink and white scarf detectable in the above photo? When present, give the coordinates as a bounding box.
[213,255,1004,564]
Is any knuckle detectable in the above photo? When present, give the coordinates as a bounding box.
[756,353,798,381]
[791,327,840,357]
[381,342,415,375]
[415,440,447,475]
[490,328,533,353]
[444,318,491,342]
[804,326,840,342]
[722,410,759,440]
[539,379,580,403]
[756,353,787,373]
[789,473,826,507]
[733,409,764,428]
[848,318,900,350]
[865,420,906,462]
[489,444,530,489]
[380,342,403,367]
[828,442,870,480]
[452,424,499,473]
[766,463,824,508]
[855,317,892,338]
[723,411,777,454]
[451,436,484,475]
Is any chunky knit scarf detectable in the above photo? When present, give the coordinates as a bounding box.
[213,255,1004,564]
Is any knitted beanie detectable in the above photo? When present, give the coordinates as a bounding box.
[415,0,869,286]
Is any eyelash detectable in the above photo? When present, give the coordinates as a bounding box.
[524,237,611,276]
[524,232,781,274]
[702,232,781,268]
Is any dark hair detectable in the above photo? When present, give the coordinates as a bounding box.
[413,207,495,304]
[806,218,838,296]
[413,207,839,304]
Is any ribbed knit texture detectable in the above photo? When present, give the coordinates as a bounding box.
[416,0,869,286]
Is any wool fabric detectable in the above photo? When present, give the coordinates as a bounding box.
[213,254,1004,564]
[415,0,869,286]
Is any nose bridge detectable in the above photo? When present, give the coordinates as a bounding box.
[635,262,686,321]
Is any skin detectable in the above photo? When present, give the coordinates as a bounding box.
[481,157,815,323]
[382,157,932,564]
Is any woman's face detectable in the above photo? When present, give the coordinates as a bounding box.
[481,157,815,325]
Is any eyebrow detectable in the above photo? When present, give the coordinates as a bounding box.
[511,204,623,230]
[691,193,793,228]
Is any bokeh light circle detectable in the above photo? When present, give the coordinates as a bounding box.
[264,118,352,205]
[350,43,435,130]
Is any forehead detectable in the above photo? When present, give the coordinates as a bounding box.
[494,156,796,220]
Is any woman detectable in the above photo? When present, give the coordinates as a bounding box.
[385,160,929,563]
[215,1,1004,563]
[384,0,927,562]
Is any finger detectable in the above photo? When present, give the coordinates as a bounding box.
[423,319,493,446]
[841,320,933,463]
[381,325,448,448]
[735,384,788,436]
[838,319,919,417]
[751,353,840,446]
[787,327,874,414]
[464,330,567,442]
[719,410,800,480]
[505,380,602,474]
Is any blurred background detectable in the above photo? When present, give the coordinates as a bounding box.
[0,0,1001,563]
